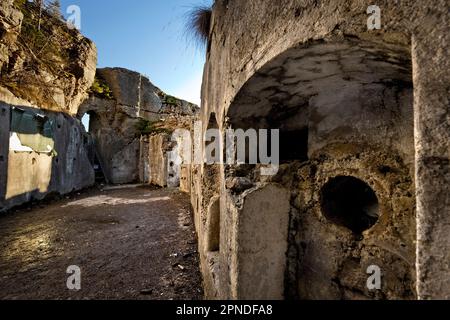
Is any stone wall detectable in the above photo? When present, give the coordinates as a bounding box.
[148,134,170,188]
[194,0,449,300]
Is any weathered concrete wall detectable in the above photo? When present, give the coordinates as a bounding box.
[144,131,185,188]
[224,36,416,299]
[0,1,97,115]
[0,1,97,212]
[236,184,290,300]
[0,102,95,212]
[194,0,449,300]
[413,35,450,300]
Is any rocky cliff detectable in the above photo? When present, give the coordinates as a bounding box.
[0,0,97,212]
[0,0,97,115]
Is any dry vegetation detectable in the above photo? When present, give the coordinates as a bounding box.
[1,0,89,108]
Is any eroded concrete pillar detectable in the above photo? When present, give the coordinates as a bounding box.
[235,184,290,300]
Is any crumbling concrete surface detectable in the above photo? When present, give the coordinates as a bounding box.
[0,186,203,300]
[194,0,449,300]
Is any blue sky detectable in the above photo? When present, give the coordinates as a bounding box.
[60,0,212,105]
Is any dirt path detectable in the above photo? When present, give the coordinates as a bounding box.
[0,186,203,300]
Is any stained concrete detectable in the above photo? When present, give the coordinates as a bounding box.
[193,0,449,300]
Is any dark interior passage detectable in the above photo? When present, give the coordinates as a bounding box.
[320,176,379,234]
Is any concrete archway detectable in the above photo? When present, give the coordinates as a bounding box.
[225,36,416,299]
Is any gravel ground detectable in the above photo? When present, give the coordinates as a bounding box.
[0,186,203,300]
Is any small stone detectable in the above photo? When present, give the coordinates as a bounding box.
[140,289,153,295]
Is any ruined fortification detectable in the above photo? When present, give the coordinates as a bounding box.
[191,0,449,300]
[0,0,448,301]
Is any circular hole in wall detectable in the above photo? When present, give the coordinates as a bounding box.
[320,176,379,234]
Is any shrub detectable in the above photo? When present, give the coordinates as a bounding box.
[164,95,179,106]
[90,76,114,100]
[185,5,212,48]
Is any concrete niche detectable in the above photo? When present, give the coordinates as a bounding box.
[236,184,290,300]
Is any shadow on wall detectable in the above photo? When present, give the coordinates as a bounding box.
[0,102,95,212]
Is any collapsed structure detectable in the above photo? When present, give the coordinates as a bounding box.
[78,68,198,186]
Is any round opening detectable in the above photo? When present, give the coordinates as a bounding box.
[320,176,379,234]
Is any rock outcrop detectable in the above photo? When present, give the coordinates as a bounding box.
[79,68,198,184]
[0,0,97,115]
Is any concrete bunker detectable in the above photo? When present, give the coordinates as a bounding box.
[80,110,107,183]
[222,35,416,299]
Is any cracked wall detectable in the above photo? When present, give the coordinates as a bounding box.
[194,0,449,300]
[0,102,95,212]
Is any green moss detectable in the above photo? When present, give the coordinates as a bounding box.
[164,95,179,106]
[90,76,114,100]
[135,119,173,136]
